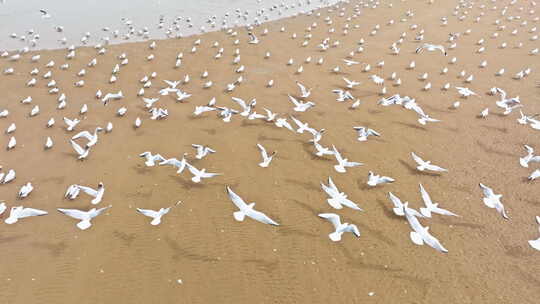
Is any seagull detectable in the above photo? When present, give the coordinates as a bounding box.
[388,192,424,217]
[342,59,360,66]
[256,144,276,168]
[353,127,380,141]
[72,127,103,148]
[137,201,181,225]
[160,153,189,173]
[455,87,479,98]
[290,116,315,134]
[370,75,384,85]
[57,205,111,230]
[248,32,259,44]
[63,117,80,131]
[77,183,105,205]
[343,77,360,89]
[5,206,48,224]
[321,177,362,210]
[479,183,508,219]
[226,186,279,225]
[403,203,448,253]
[40,9,51,18]
[528,216,540,250]
[529,169,540,181]
[332,89,354,102]
[192,144,216,160]
[142,97,159,108]
[411,152,448,172]
[332,145,362,173]
[139,152,165,167]
[231,97,256,116]
[70,140,90,160]
[318,213,360,242]
[419,183,458,217]
[416,43,447,55]
[2,169,15,184]
[520,145,540,168]
[313,142,334,157]
[288,95,315,112]
[65,184,81,200]
[367,171,395,187]
[296,81,312,98]
[186,164,221,183]
[18,182,34,198]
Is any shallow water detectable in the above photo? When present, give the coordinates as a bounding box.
[0,0,340,51]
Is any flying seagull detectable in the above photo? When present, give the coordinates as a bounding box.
[137,201,182,225]
[403,203,449,253]
[256,143,276,168]
[5,206,47,224]
[332,145,362,173]
[411,152,448,172]
[321,177,362,210]
[226,186,279,225]
[479,183,509,219]
[419,183,458,217]
[57,205,111,230]
[318,213,361,242]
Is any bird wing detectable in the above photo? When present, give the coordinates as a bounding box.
[318,213,341,229]
[70,140,86,155]
[288,95,301,106]
[71,131,93,140]
[77,185,98,197]
[136,208,159,218]
[388,192,403,208]
[410,152,425,166]
[296,82,308,96]
[57,208,88,220]
[344,224,361,237]
[93,206,111,217]
[18,207,47,218]
[290,116,304,128]
[367,128,380,136]
[200,171,220,178]
[257,143,268,159]
[248,209,279,225]
[231,97,248,110]
[227,186,248,210]
[479,183,494,198]
[419,183,433,207]
[332,145,343,162]
[424,163,447,172]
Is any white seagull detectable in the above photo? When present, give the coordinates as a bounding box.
[226,186,279,225]
[411,152,448,172]
[403,203,448,253]
[57,205,111,230]
[321,177,362,210]
[353,126,380,141]
[479,183,508,219]
[388,192,424,217]
[137,202,181,225]
[332,145,362,173]
[367,171,395,187]
[5,206,47,224]
[192,144,216,160]
[256,143,276,168]
[186,164,221,183]
[318,213,360,242]
[419,183,458,217]
[139,152,165,166]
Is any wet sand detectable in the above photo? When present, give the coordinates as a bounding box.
[0,0,540,303]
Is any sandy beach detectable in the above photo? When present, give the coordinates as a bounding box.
[0,0,539,303]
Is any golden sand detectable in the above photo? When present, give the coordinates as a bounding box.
[0,0,539,303]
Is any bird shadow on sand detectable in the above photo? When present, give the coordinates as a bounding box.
[504,244,534,259]
[481,124,508,133]
[285,179,320,192]
[172,176,223,190]
[241,258,280,273]
[435,217,484,230]
[0,234,27,245]
[241,120,264,128]
[201,128,217,135]
[375,198,402,220]
[165,236,219,262]
[132,165,153,175]
[393,121,427,131]
[277,224,319,238]
[300,142,333,161]
[112,230,137,247]
[291,199,324,216]
[475,140,517,158]
[30,241,67,257]
[367,109,384,115]
[336,244,402,272]
[398,159,443,177]
[258,134,285,142]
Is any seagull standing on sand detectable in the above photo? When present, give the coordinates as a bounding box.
[479,183,508,219]
[226,186,279,225]
[318,213,360,242]
[57,205,111,230]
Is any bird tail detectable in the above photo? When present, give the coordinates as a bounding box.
[233,211,246,222]
[329,232,342,242]
[77,220,92,230]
